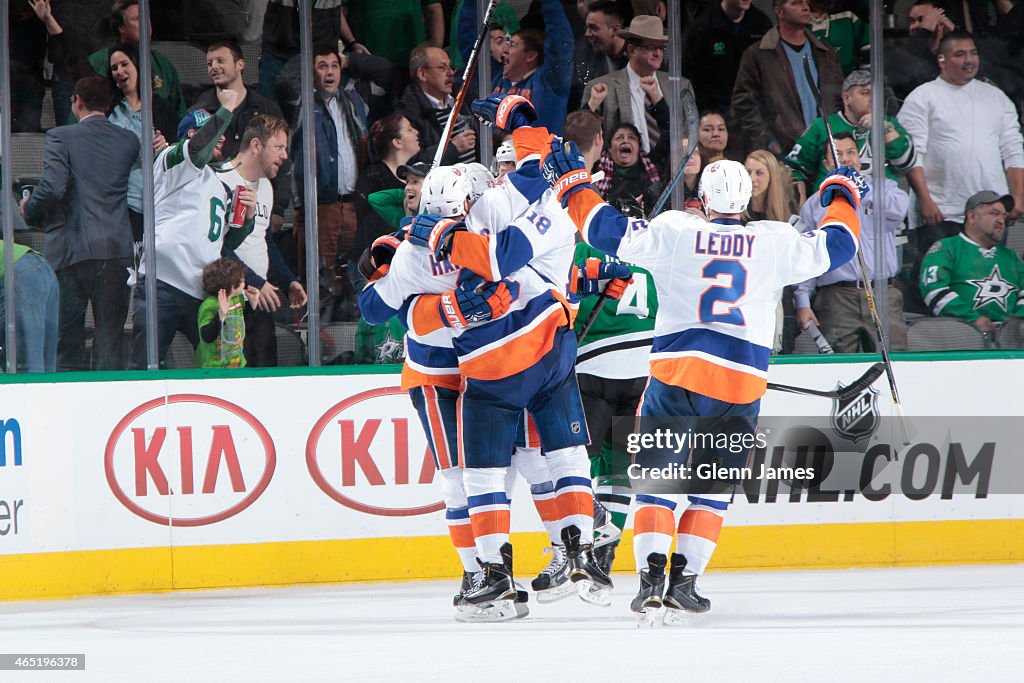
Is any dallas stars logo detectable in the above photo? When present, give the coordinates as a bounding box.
[968,264,1015,312]
[376,330,404,364]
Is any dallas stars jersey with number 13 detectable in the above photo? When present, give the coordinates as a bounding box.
[920,233,1024,323]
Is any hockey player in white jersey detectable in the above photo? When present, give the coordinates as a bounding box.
[358,165,524,620]
[541,138,866,622]
[404,94,622,608]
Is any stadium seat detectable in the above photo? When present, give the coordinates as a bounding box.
[9,133,45,180]
[240,42,261,86]
[165,332,198,369]
[906,317,989,351]
[151,41,210,102]
[320,322,359,365]
[995,317,1024,349]
[792,330,820,355]
[1006,221,1024,259]
[274,323,308,366]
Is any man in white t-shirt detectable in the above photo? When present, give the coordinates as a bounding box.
[897,30,1024,311]
[220,115,307,366]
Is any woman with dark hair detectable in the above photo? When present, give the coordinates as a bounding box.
[697,110,730,170]
[105,43,179,241]
[357,114,422,193]
[346,114,422,281]
[592,123,663,215]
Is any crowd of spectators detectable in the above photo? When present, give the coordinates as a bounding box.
[5,0,1024,372]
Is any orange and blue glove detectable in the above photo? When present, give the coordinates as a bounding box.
[406,213,466,260]
[819,165,869,208]
[575,258,633,299]
[439,273,521,330]
[541,136,593,208]
[471,93,538,131]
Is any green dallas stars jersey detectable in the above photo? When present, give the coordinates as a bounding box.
[784,111,915,188]
[573,242,657,379]
[920,233,1024,323]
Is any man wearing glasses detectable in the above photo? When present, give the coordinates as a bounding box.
[400,43,478,166]
[581,15,691,159]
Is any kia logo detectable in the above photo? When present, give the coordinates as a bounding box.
[105,394,276,526]
[306,387,444,517]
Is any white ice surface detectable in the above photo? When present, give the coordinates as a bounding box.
[1,564,1022,683]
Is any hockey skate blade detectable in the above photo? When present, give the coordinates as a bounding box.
[575,580,612,607]
[453,600,520,623]
[593,522,622,548]
[635,606,661,629]
[534,580,576,604]
[662,607,709,627]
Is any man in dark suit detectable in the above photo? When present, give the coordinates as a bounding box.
[21,75,139,371]
[581,15,693,173]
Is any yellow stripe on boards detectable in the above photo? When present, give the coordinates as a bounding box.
[2,519,1023,602]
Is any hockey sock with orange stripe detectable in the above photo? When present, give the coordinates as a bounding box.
[633,495,676,571]
[511,447,561,545]
[546,446,595,539]
[463,467,511,564]
[446,506,478,573]
[675,495,728,575]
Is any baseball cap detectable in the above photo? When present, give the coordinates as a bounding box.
[397,161,431,180]
[965,190,1015,214]
[177,108,212,139]
[842,69,872,92]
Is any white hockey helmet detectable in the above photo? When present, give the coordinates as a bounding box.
[420,165,473,218]
[495,138,516,164]
[456,162,495,205]
[699,160,752,215]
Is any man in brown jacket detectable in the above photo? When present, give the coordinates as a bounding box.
[731,0,843,156]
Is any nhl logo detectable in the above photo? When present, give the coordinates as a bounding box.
[830,382,879,443]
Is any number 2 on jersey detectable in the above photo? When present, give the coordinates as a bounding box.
[699,259,747,325]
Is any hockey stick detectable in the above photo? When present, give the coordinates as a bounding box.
[802,56,910,444]
[767,362,885,401]
[649,88,700,218]
[432,0,498,170]
[576,290,608,342]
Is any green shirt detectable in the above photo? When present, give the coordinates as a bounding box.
[194,294,248,368]
[573,242,657,379]
[344,0,442,68]
[784,111,916,187]
[809,10,870,76]
[367,188,407,229]
[0,242,32,278]
[920,233,1024,323]
[355,316,407,365]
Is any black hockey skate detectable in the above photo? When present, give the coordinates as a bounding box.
[454,561,519,623]
[593,538,619,577]
[500,542,530,618]
[561,525,613,607]
[631,553,667,627]
[453,570,475,607]
[592,497,621,548]
[530,544,574,603]
[663,553,710,624]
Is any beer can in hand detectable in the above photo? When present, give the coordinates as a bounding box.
[228,185,248,228]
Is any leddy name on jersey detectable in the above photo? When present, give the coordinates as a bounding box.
[694,231,756,259]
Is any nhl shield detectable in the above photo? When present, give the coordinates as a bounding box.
[830,383,879,443]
